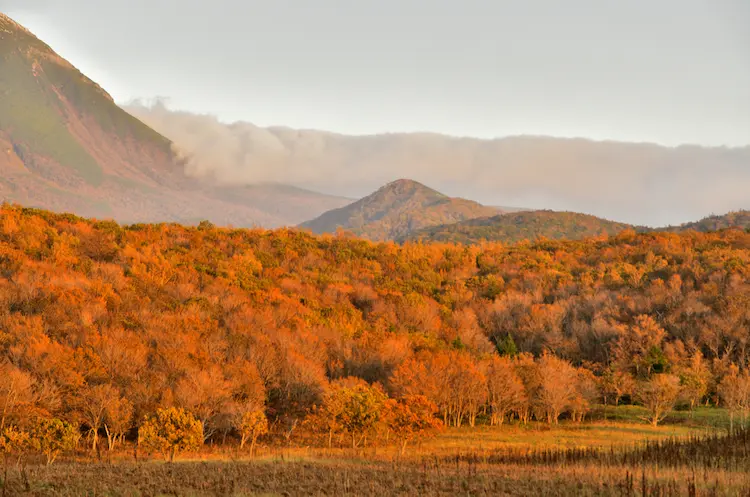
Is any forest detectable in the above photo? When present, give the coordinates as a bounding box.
[1,203,750,467]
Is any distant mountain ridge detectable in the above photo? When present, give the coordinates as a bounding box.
[402,210,640,244]
[129,103,750,228]
[300,177,750,244]
[402,209,750,245]
[0,13,349,227]
[299,179,500,241]
[663,211,750,234]
[2,13,746,231]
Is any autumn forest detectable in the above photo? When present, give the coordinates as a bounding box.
[1,202,750,470]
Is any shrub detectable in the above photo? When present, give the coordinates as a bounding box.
[237,410,268,454]
[29,418,79,465]
[138,408,203,462]
[385,395,443,455]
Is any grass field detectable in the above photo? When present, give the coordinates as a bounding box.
[2,407,747,496]
[10,458,750,497]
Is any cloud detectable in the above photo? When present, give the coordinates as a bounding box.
[125,101,750,226]
[0,0,50,11]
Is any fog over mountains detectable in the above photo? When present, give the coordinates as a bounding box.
[0,13,350,227]
[1,9,747,231]
[126,102,750,227]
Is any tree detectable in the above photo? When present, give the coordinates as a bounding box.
[635,374,681,426]
[0,425,29,495]
[138,408,203,462]
[677,352,710,416]
[613,315,668,379]
[236,409,268,455]
[174,367,233,442]
[304,398,344,449]
[718,366,750,430]
[79,384,118,455]
[536,353,578,424]
[570,368,599,423]
[385,395,443,455]
[0,364,35,430]
[512,353,541,424]
[336,379,388,449]
[29,418,79,465]
[600,368,635,408]
[104,395,133,451]
[495,333,518,358]
[225,360,267,445]
[390,355,440,415]
[445,353,487,427]
[485,356,526,425]
[309,378,388,449]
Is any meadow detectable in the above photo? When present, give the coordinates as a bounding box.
[3,406,749,496]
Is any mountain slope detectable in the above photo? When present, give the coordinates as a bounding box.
[0,13,349,226]
[665,211,750,233]
[402,210,640,244]
[299,179,500,241]
[403,209,750,245]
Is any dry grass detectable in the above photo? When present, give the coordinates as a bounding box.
[5,458,750,496]
[417,420,706,456]
[2,410,746,496]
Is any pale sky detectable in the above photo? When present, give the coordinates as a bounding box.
[2,0,749,147]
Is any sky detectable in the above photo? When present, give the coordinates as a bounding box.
[2,0,749,147]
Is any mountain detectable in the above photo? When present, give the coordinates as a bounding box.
[402,210,639,244]
[0,13,349,226]
[129,103,750,227]
[665,211,750,233]
[299,179,500,241]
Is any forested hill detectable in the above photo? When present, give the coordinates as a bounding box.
[402,210,640,244]
[1,204,749,430]
[664,211,750,234]
[299,179,499,241]
[402,210,750,245]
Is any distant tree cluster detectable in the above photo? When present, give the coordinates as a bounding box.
[1,205,750,461]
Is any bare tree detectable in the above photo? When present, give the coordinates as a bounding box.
[635,374,681,426]
[79,384,119,455]
[485,356,526,426]
[718,366,750,431]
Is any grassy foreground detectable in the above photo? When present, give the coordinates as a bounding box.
[4,408,749,496]
[10,458,750,497]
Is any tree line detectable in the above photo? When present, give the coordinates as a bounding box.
[1,205,750,461]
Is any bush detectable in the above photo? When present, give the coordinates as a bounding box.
[139,408,203,462]
[237,410,269,454]
[29,418,79,465]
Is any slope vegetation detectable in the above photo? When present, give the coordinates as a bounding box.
[403,210,640,244]
[404,210,750,245]
[1,204,750,441]
[666,211,750,233]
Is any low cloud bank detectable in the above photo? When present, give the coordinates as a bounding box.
[125,101,750,227]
